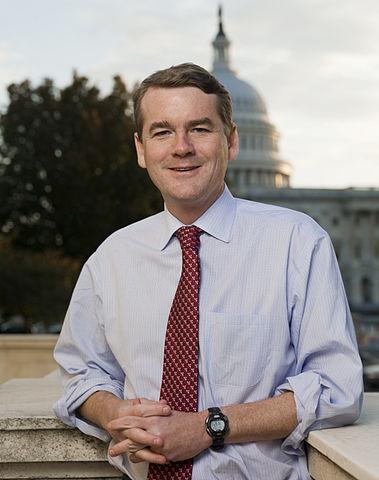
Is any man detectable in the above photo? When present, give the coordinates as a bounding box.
[54,63,363,480]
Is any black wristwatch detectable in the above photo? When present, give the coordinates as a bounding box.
[205,407,229,450]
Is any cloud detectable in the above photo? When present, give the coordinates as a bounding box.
[0,43,27,107]
[0,0,378,187]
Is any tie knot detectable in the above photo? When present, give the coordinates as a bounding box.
[175,226,202,251]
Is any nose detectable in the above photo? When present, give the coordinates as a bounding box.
[173,132,194,157]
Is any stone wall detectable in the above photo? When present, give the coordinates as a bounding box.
[0,373,378,479]
[0,335,58,384]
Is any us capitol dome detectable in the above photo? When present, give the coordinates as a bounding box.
[207,8,379,331]
[211,7,292,191]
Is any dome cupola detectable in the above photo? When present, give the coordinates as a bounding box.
[211,6,292,190]
[212,6,232,72]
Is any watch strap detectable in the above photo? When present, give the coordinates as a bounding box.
[206,407,229,451]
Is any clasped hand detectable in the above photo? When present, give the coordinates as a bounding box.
[106,398,209,464]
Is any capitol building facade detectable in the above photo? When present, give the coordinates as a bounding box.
[211,10,379,321]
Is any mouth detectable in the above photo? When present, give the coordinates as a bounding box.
[168,166,200,172]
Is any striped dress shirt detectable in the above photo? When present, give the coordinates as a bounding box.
[54,185,363,479]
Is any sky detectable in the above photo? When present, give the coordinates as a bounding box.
[1,0,378,189]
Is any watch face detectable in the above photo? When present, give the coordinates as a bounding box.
[211,419,225,432]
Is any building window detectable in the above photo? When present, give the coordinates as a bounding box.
[332,217,339,226]
[275,173,283,188]
[343,276,351,297]
[227,169,235,185]
[361,277,374,304]
[355,243,362,259]
[333,241,341,260]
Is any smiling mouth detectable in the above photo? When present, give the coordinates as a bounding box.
[169,166,200,172]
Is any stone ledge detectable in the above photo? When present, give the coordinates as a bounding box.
[0,334,59,350]
[0,335,59,384]
[1,374,378,479]
[307,393,379,480]
[0,462,121,480]
[0,375,121,479]
[1,429,110,463]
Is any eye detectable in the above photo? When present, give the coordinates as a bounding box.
[153,130,171,138]
[192,127,210,133]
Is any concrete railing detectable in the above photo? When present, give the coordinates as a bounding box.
[0,372,378,480]
[307,394,378,480]
[0,334,58,384]
[0,372,121,479]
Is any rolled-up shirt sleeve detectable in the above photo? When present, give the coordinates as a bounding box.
[275,225,363,454]
[53,256,125,441]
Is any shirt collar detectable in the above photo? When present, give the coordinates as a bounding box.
[159,184,237,251]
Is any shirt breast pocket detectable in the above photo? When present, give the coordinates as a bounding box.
[202,311,271,388]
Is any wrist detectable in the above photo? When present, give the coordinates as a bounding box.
[205,407,230,450]
[109,397,130,423]
[198,410,213,450]
[77,391,124,431]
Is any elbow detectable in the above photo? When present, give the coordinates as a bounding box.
[326,388,363,428]
[350,388,364,424]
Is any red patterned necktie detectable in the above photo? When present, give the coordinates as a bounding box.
[147,226,202,480]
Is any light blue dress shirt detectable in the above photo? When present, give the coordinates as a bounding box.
[54,185,363,480]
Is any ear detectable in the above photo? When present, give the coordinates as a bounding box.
[134,132,146,169]
[227,123,239,162]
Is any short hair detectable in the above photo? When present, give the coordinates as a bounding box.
[133,63,233,139]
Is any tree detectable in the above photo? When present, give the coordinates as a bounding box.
[0,74,162,259]
[0,238,80,328]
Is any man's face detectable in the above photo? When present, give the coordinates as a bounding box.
[134,86,238,222]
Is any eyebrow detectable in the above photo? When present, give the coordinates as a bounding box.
[187,117,214,129]
[148,121,171,135]
[148,117,215,136]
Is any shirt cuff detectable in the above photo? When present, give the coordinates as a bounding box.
[53,376,124,442]
[274,371,329,455]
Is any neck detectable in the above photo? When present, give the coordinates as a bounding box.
[167,206,205,225]
[165,185,225,225]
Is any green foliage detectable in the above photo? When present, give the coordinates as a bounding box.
[0,74,162,259]
[0,239,80,327]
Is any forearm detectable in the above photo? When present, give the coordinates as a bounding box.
[77,391,125,430]
[222,392,297,444]
[108,392,297,462]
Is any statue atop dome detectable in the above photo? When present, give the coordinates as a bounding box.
[212,5,232,72]
[218,5,224,35]
[211,6,292,189]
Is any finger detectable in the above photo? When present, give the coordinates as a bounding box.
[122,403,170,419]
[123,427,163,448]
[107,415,141,433]
[107,405,170,432]
[108,425,163,450]
[125,439,147,454]
[137,403,171,417]
[134,398,171,413]
[127,398,166,406]
[139,398,164,405]
[129,448,168,465]
[139,398,168,405]
[109,438,147,456]
[109,439,131,457]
